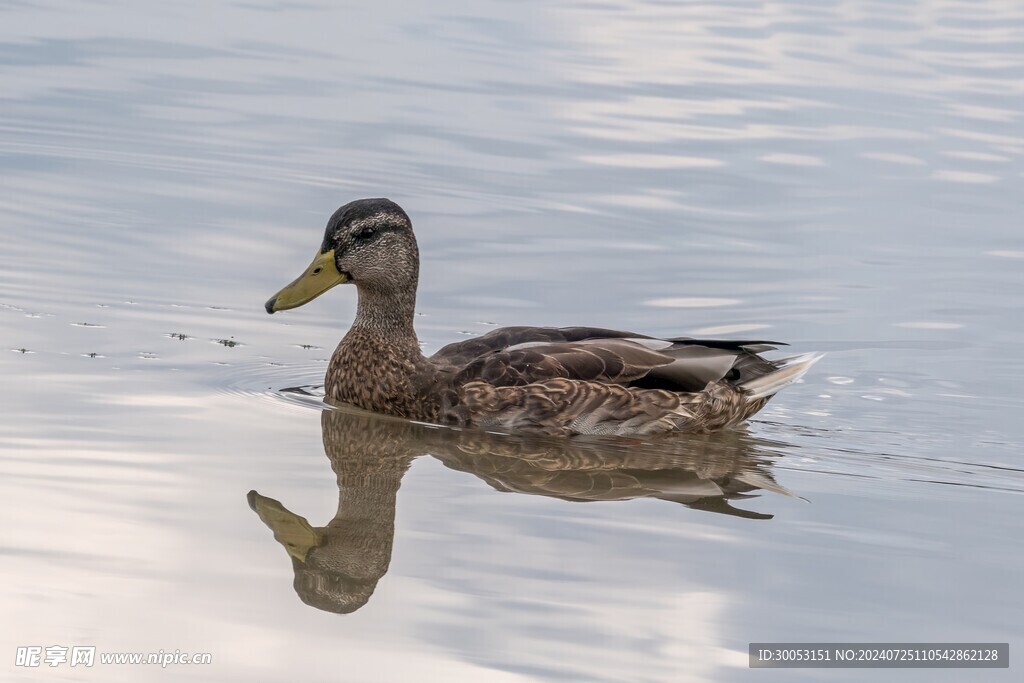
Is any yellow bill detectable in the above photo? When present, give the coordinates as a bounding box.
[247,491,322,563]
[265,249,347,313]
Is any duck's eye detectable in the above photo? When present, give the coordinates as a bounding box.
[354,226,378,241]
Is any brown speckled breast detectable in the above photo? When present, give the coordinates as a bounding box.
[325,329,442,421]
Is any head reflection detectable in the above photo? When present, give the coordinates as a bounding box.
[249,406,797,614]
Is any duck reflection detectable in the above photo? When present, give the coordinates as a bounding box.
[248,406,797,614]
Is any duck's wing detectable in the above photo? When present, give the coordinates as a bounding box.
[430,326,645,368]
[433,326,786,392]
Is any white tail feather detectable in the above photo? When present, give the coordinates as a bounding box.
[740,352,825,401]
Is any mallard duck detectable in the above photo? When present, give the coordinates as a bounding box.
[265,198,822,437]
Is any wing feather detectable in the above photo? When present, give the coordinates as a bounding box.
[434,326,785,392]
[430,326,646,368]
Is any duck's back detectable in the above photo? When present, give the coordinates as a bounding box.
[429,326,821,437]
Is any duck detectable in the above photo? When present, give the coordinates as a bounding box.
[265,198,822,437]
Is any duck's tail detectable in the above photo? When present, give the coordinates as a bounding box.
[740,352,825,401]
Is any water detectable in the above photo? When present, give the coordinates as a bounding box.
[2,0,1022,680]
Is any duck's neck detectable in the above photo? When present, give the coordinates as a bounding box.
[327,282,430,418]
[349,283,421,350]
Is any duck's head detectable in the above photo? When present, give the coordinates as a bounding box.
[265,198,418,314]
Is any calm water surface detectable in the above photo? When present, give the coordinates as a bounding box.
[2,1,1022,681]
